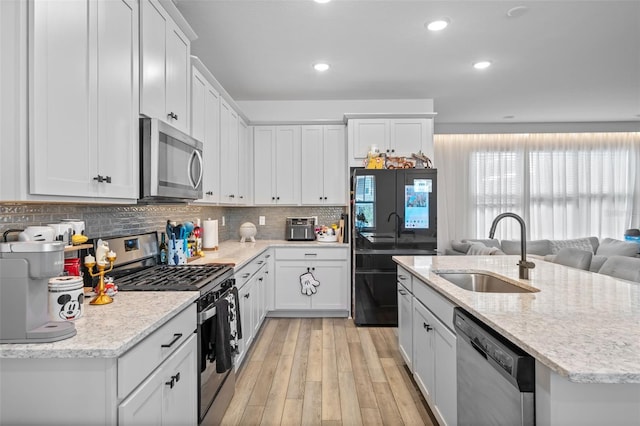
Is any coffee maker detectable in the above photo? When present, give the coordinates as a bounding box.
[0,241,76,343]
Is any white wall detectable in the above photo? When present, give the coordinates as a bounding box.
[238,99,434,123]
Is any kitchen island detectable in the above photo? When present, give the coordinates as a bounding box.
[394,255,640,425]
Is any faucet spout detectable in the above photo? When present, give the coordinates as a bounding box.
[387,212,402,238]
[488,212,535,279]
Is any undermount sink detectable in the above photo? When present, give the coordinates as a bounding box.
[435,272,539,293]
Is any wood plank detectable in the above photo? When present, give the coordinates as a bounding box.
[220,360,263,425]
[286,319,311,399]
[372,382,405,426]
[260,354,294,425]
[301,381,322,426]
[397,363,436,426]
[281,318,301,356]
[347,342,378,409]
[306,329,323,382]
[343,318,360,343]
[280,399,303,426]
[333,319,352,373]
[369,327,394,359]
[381,326,406,366]
[238,405,265,426]
[248,349,280,406]
[322,317,335,349]
[358,328,387,383]
[360,407,384,426]
[380,358,426,426]
[338,371,364,425]
[322,346,341,422]
[249,318,278,362]
[311,317,323,330]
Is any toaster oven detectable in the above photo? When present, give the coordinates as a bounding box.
[286,217,316,241]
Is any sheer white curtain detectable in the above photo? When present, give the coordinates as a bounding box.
[435,132,640,250]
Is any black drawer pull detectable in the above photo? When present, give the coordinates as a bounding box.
[423,323,432,332]
[161,333,183,348]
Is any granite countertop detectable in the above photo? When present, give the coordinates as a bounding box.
[190,239,348,270]
[393,255,640,384]
[0,291,198,359]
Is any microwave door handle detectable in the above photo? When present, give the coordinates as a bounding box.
[188,149,203,189]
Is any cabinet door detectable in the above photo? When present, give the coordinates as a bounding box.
[274,262,312,310]
[433,320,457,426]
[237,118,250,204]
[397,282,413,370]
[274,126,300,205]
[140,0,166,121]
[119,335,197,426]
[96,0,138,199]
[300,125,324,205]
[30,0,96,196]
[322,125,347,205]
[253,126,276,205]
[308,261,348,310]
[190,68,206,141]
[219,99,239,203]
[165,22,189,133]
[238,277,255,354]
[352,119,388,159]
[412,300,435,401]
[197,82,220,203]
[389,118,427,157]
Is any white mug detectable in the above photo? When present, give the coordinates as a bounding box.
[61,220,85,236]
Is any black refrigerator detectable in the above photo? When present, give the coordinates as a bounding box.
[351,168,437,326]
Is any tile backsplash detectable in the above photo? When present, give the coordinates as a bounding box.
[0,203,346,242]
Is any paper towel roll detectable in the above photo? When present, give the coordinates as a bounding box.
[202,219,218,250]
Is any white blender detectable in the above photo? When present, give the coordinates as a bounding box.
[0,241,76,343]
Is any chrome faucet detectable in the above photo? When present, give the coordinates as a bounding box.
[488,212,535,280]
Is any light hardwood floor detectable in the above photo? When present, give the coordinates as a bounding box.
[221,318,437,426]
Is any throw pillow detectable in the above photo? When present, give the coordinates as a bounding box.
[549,237,598,254]
[598,256,640,282]
[596,238,639,257]
[463,238,501,249]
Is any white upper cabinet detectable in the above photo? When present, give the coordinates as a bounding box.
[140,0,192,133]
[191,66,221,204]
[237,118,250,205]
[347,116,434,168]
[301,125,346,205]
[219,98,243,204]
[253,126,301,205]
[29,0,138,201]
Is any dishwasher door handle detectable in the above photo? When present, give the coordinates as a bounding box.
[470,339,488,359]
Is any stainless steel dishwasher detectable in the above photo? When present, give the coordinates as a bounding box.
[453,308,535,426]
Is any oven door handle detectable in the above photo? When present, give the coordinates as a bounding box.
[199,306,216,324]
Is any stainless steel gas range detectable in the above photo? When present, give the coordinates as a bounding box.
[88,232,237,425]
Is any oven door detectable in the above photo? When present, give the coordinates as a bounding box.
[198,291,236,424]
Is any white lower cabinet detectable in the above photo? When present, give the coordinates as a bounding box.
[234,250,271,368]
[273,247,349,314]
[398,267,457,426]
[119,334,197,425]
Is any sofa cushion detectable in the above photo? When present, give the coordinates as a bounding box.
[589,255,608,272]
[598,256,640,282]
[596,238,639,257]
[549,237,599,254]
[450,240,472,254]
[463,238,501,249]
[466,243,505,255]
[501,239,551,256]
[552,247,593,270]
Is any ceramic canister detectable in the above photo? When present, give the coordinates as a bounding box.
[48,276,84,321]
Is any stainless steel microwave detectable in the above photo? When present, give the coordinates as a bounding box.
[139,117,203,202]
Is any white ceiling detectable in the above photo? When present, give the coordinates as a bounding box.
[175,0,640,124]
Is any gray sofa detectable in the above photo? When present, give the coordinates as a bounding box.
[446,236,639,273]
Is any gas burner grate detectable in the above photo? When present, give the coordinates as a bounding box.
[115,264,231,292]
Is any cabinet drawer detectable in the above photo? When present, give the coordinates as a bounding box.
[413,280,456,332]
[118,303,196,399]
[235,251,269,289]
[275,247,348,261]
[397,266,413,293]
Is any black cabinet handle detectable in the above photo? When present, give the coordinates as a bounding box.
[105,176,111,184]
[276,196,280,200]
[244,293,250,298]
[165,378,175,389]
[161,333,183,348]
[206,191,213,195]
[168,112,178,120]
[398,289,406,295]
[239,195,244,199]
[319,196,323,200]
[229,194,235,198]
[386,149,390,153]
[173,372,180,383]
[324,197,327,200]
[93,175,104,183]
[391,149,395,153]
[272,197,276,200]
[423,323,432,332]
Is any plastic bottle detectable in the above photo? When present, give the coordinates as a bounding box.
[193,219,203,256]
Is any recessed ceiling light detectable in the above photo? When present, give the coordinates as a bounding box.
[473,60,492,70]
[313,63,330,72]
[314,0,331,3]
[507,6,529,18]
[426,19,450,31]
